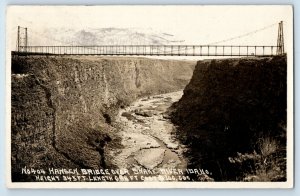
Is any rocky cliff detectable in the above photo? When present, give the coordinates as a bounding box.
[171,56,287,181]
[11,56,195,181]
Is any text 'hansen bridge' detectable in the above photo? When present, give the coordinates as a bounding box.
[14,21,285,57]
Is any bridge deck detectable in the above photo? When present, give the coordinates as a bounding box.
[16,45,279,57]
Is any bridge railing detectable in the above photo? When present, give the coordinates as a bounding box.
[17,45,279,57]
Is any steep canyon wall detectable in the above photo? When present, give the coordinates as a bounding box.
[11,56,195,181]
[171,56,287,181]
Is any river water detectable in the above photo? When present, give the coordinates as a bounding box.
[110,91,189,181]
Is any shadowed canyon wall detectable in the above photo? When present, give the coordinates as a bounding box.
[171,56,287,181]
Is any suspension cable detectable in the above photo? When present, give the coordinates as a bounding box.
[207,22,278,45]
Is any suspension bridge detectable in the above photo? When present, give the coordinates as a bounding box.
[13,21,285,57]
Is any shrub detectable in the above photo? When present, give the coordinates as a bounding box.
[228,137,286,181]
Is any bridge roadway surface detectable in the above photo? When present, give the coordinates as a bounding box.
[14,45,280,57]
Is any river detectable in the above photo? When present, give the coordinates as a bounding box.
[110,91,188,181]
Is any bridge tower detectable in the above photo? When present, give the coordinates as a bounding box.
[276,21,284,55]
[16,26,28,52]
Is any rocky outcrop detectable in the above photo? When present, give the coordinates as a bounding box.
[171,56,287,181]
[11,56,195,181]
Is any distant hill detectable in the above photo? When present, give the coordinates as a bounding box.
[30,27,185,46]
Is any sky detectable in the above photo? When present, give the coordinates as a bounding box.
[6,5,293,56]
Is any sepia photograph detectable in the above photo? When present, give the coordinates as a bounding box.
[6,5,293,188]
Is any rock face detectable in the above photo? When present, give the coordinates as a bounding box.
[171,56,287,181]
[11,56,195,182]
